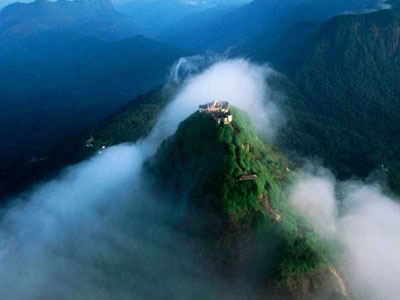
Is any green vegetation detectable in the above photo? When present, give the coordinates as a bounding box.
[233,7,400,196]
[87,86,175,147]
[145,106,338,281]
[263,8,400,194]
[272,208,340,279]
[0,86,175,199]
[146,107,286,221]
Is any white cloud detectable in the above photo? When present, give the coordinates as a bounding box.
[290,168,400,300]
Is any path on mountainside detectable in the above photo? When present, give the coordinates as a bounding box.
[329,267,348,297]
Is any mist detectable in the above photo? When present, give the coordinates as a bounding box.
[290,166,400,300]
[0,58,278,300]
[0,0,252,10]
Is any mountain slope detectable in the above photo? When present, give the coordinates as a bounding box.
[114,0,204,38]
[235,20,323,65]
[146,107,288,226]
[162,0,385,52]
[0,0,122,38]
[273,8,400,192]
[0,86,176,201]
[0,0,139,59]
[0,37,186,200]
[115,0,250,39]
[158,4,239,50]
[144,107,345,299]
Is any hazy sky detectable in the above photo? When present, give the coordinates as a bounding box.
[0,0,252,10]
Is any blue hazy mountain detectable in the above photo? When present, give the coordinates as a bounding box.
[161,0,389,52]
[113,0,204,38]
[0,0,139,59]
[113,0,250,39]
[0,0,188,190]
[0,34,186,191]
[157,4,239,47]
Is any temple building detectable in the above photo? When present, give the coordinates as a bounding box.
[199,100,232,125]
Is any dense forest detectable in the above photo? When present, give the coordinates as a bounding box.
[274,8,400,193]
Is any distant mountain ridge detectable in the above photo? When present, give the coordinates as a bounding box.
[0,0,117,37]
[0,0,140,59]
[114,0,205,38]
[163,0,390,52]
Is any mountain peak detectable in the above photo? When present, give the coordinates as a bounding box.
[0,0,116,20]
[0,0,132,42]
[143,105,343,296]
[145,105,288,225]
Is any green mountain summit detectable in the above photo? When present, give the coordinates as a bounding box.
[146,102,287,227]
[145,102,347,300]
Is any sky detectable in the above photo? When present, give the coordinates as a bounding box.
[0,0,252,10]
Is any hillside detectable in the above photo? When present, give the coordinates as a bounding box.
[162,0,385,52]
[158,4,239,50]
[0,85,178,201]
[271,8,400,193]
[389,0,400,8]
[144,106,346,299]
[114,0,204,38]
[115,0,250,38]
[235,20,323,65]
[0,33,186,185]
[0,0,139,59]
[0,0,129,38]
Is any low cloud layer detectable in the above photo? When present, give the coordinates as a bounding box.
[0,58,278,299]
[290,167,400,300]
[289,166,338,237]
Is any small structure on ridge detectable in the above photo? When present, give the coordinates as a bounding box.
[199,100,233,125]
[238,173,258,181]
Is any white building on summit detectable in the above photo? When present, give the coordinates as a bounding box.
[199,100,229,113]
[199,100,233,125]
